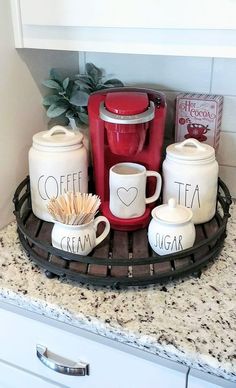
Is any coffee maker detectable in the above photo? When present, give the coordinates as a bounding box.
[88,87,166,231]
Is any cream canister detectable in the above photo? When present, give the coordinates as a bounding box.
[29,126,88,222]
[162,138,218,224]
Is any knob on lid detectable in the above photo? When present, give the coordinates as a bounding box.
[166,139,215,161]
[33,126,83,147]
[105,92,149,115]
[152,198,193,224]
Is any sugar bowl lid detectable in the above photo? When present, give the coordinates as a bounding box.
[33,125,83,148]
[151,198,193,224]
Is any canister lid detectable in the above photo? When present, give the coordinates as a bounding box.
[33,126,83,148]
[152,198,193,224]
[166,138,215,161]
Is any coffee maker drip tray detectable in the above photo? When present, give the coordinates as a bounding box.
[14,177,231,288]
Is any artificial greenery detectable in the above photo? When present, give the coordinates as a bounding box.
[42,63,124,127]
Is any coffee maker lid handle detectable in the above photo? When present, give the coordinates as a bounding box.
[99,101,155,124]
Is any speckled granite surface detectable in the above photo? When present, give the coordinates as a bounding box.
[0,204,235,382]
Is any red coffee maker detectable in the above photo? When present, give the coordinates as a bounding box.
[88,87,166,231]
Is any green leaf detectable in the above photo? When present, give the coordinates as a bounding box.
[65,110,76,119]
[47,103,68,118]
[85,63,102,84]
[75,75,94,86]
[42,79,62,91]
[50,68,63,83]
[104,78,124,87]
[78,112,89,125]
[63,77,70,91]
[74,79,92,91]
[69,89,89,107]
[42,95,62,106]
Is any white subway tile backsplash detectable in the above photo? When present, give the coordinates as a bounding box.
[219,165,236,198]
[220,96,236,132]
[217,132,236,166]
[211,58,236,95]
[82,52,236,191]
[85,53,212,93]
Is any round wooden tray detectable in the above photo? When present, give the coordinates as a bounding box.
[13,176,232,288]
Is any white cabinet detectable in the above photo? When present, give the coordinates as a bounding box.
[188,369,236,388]
[10,0,236,58]
[0,301,188,388]
[0,359,62,388]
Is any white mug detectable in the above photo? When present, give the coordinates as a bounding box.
[51,216,110,256]
[109,162,162,219]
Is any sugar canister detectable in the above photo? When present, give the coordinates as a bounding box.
[29,126,88,222]
[162,138,219,224]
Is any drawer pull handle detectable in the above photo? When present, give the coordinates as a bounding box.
[36,345,89,376]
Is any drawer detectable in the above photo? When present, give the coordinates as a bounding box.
[0,302,188,388]
[188,369,236,388]
[0,359,63,388]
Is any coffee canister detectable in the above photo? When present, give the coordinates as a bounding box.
[29,126,88,222]
[162,138,219,224]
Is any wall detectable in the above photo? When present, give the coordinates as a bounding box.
[81,52,236,198]
[0,1,78,229]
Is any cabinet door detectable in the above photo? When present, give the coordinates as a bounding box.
[11,0,236,57]
[188,369,236,388]
[0,359,64,388]
[0,306,188,388]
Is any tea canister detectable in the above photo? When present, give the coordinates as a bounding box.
[148,198,195,256]
[162,138,219,224]
[29,126,88,222]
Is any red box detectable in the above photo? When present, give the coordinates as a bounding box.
[175,93,224,149]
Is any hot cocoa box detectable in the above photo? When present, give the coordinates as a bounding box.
[175,93,224,149]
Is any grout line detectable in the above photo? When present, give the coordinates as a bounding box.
[209,58,214,93]
[78,52,87,73]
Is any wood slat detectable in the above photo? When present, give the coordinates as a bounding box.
[69,261,88,274]
[33,221,53,260]
[110,231,129,277]
[88,224,109,277]
[24,212,41,246]
[153,256,172,275]
[132,229,151,277]
[194,224,210,261]
[203,217,219,248]
[49,255,67,268]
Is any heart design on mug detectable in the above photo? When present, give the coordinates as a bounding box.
[117,187,138,207]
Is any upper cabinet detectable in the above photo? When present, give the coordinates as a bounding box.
[11,0,236,58]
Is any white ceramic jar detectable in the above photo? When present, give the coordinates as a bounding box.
[148,198,195,255]
[162,138,219,224]
[29,126,88,222]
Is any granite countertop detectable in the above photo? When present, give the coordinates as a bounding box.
[0,203,235,383]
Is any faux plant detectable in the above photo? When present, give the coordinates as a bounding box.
[42,63,124,127]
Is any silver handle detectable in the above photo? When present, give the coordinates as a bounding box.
[99,100,155,124]
[36,345,89,376]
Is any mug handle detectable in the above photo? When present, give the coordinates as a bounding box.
[94,216,110,247]
[145,171,162,204]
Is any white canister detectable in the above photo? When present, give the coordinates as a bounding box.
[162,138,219,224]
[148,198,195,255]
[29,126,88,222]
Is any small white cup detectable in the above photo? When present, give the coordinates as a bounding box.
[109,162,162,219]
[51,216,110,256]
